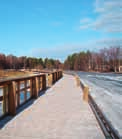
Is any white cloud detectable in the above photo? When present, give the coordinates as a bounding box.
[80,18,93,30]
[94,0,104,13]
[80,18,92,24]
[94,0,122,33]
[30,42,96,62]
[95,0,122,13]
[96,38,122,47]
[80,0,122,33]
[29,39,121,62]
[80,23,92,30]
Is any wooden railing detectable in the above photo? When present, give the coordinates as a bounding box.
[0,70,63,118]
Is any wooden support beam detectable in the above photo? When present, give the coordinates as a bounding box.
[24,80,27,101]
[30,79,33,98]
[52,73,55,84]
[31,78,38,99]
[35,77,39,97]
[32,77,38,99]
[56,72,58,81]
[40,76,42,90]
[83,86,89,102]
[50,74,53,86]
[42,75,46,90]
[3,87,7,114]
[48,74,52,87]
[55,72,56,82]
[8,81,16,116]
[17,82,20,107]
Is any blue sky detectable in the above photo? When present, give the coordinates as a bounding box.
[0,0,121,61]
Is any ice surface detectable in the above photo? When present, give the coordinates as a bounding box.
[76,72,122,136]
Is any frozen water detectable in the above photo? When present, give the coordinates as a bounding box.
[76,71,122,136]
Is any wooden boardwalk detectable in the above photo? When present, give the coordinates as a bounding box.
[0,74,105,139]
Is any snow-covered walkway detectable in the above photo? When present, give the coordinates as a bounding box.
[0,74,104,139]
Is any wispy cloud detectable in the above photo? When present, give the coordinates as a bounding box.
[80,18,93,29]
[96,38,122,47]
[29,38,122,62]
[30,42,96,62]
[80,18,92,24]
[80,0,122,33]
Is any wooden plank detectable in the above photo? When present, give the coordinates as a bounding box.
[83,86,89,102]
[35,77,39,97]
[17,81,20,107]
[32,77,38,99]
[24,80,27,101]
[0,73,46,85]
[40,76,42,90]
[42,75,46,90]
[30,79,33,98]
[3,87,7,114]
[8,81,16,116]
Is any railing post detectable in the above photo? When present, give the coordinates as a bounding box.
[58,71,60,79]
[57,72,59,80]
[75,76,80,87]
[55,72,56,82]
[60,71,62,78]
[31,77,38,99]
[53,73,55,84]
[48,74,52,87]
[42,75,46,90]
[24,80,27,101]
[34,77,39,98]
[55,72,57,81]
[8,81,16,116]
[47,74,50,87]
[52,73,54,84]
[40,76,43,89]
[17,82,20,107]
[56,72,58,81]
[3,86,8,114]
[83,86,89,102]
[50,74,52,86]
[59,71,60,79]
[30,78,34,98]
[58,72,59,79]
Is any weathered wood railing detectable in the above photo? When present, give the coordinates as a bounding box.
[0,70,63,118]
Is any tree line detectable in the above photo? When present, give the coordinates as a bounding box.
[64,47,122,72]
[0,46,121,72]
[0,54,63,70]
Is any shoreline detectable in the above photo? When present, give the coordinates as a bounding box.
[69,70,122,74]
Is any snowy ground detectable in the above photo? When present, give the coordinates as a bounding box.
[76,71,122,136]
[0,74,104,139]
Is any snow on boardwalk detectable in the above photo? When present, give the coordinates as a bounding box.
[0,74,105,139]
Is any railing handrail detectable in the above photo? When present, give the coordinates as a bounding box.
[0,70,62,85]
